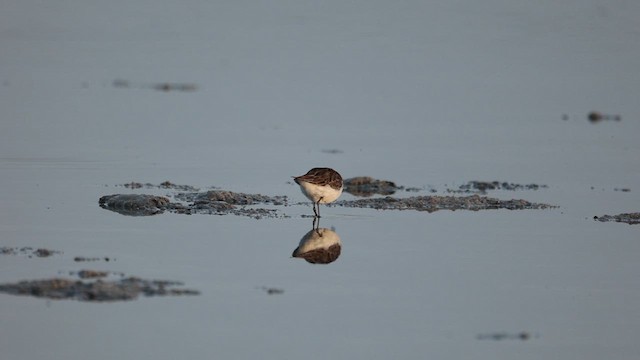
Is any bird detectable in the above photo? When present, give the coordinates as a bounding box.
[293,167,343,217]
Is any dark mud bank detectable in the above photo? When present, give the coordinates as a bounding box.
[333,194,554,212]
[100,190,288,218]
[0,277,199,302]
[99,194,170,216]
[343,176,414,197]
[448,181,548,194]
[594,212,640,225]
[0,245,198,302]
[100,179,556,218]
[1,247,61,258]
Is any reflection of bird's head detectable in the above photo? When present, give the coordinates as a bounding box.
[292,228,342,264]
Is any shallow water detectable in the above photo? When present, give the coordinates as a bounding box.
[1,1,640,359]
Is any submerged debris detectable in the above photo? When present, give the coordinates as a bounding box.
[334,195,554,213]
[0,277,200,302]
[594,213,640,225]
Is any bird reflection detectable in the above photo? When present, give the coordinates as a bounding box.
[292,218,342,264]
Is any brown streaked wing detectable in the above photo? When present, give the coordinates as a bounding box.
[294,168,343,190]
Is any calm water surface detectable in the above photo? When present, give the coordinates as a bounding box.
[1,1,639,359]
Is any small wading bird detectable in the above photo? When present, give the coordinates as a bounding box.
[293,167,343,218]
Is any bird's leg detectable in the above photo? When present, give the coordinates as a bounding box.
[315,197,323,218]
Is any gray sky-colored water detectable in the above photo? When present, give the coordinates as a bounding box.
[1,1,639,359]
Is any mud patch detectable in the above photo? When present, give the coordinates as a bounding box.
[594,213,640,225]
[173,190,287,219]
[476,332,537,341]
[343,177,547,196]
[75,270,110,279]
[447,181,548,194]
[588,111,621,123]
[119,181,200,192]
[62,269,125,278]
[0,277,200,302]
[113,79,198,92]
[258,286,284,295]
[334,195,554,212]
[100,180,553,218]
[614,188,631,192]
[344,176,404,197]
[74,256,114,262]
[1,247,62,258]
[321,149,344,154]
[99,194,170,216]
[176,190,287,206]
[100,191,288,219]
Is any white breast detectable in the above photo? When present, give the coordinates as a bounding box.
[299,182,343,204]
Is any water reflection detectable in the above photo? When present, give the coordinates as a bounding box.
[292,218,342,264]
